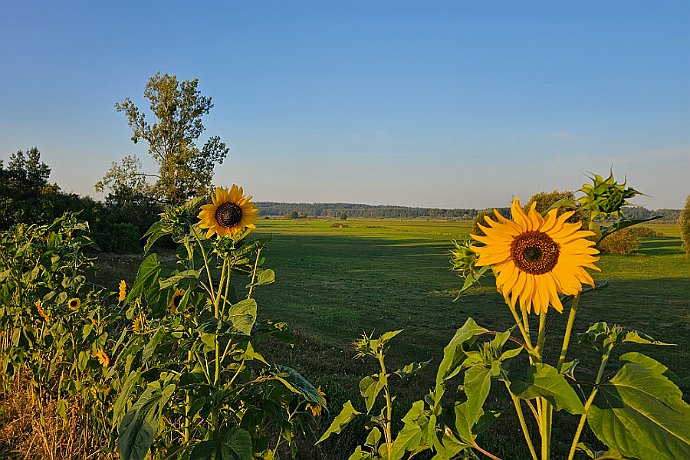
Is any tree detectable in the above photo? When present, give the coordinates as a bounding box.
[113,73,229,205]
[95,155,152,206]
[679,194,690,255]
[0,147,52,228]
[340,212,348,220]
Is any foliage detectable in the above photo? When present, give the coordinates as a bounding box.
[113,73,230,205]
[0,214,117,456]
[113,192,323,459]
[0,147,53,228]
[626,225,663,238]
[471,209,495,236]
[598,229,640,255]
[525,190,585,225]
[325,170,690,460]
[679,194,690,255]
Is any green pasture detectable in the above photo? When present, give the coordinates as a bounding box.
[94,219,689,459]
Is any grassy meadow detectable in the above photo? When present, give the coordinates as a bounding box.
[92,219,689,459]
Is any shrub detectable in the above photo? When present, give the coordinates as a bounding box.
[680,194,690,255]
[599,228,640,254]
[627,225,663,238]
[472,209,495,236]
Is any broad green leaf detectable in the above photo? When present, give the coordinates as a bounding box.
[588,355,690,460]
[241,342,268,365]
[112,371,141,425]
[158,269,200,289]
[228,298,257,335]
[316,400,361,444]
[380,329,403,344]
[142,326,167,362]
[118,388,160,460]
[126,253,161,303]
[454,365,492,444]
[435,318,489,400]
[143,221,170,254]
[222,426,253,460]
[246,268,275,288]
[365,427,381,447]
[359,374,387,413]
[622,330,674,346]
[271,365,325,406]
[510,363,584,415]
[598,216,661,243]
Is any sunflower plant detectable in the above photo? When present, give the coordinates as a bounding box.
[325,171,690,460]
[0,214,117,455]
[113,185,325,460]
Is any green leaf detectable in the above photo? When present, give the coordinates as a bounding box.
[247,268,275,288]
[380,329,403,344]
[588,354,690,460]
[143,221,170,254]
[316,400,361,444]
[228,298,257,335]
[126,253,161,303]
[598,216,661,243]
[271,365,325,407]
[118,389,160,460]
[142,327,167,362]
[365,427,381,447]
[112,371,141,426]
[222,426,253,460]
[394,360,430,379]
[622,330,674,346]
[454,365,492,444]
[510,363,584,415]
[435,318,489,398]
[359,374,387,413]
[158,269,200,289]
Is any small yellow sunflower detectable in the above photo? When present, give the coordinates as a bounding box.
[95,349,110,367]
[169,288,185,314]
[198,185,260,238]
[306,386,327,417]
[68,298,81,311]
[132,315,145,333]
[472,197,600,314]
[118,280,127,302]
[35,300,50,323]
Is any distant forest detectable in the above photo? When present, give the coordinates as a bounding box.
[256,202,680,221]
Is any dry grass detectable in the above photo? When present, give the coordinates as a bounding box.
[0,376,115,460]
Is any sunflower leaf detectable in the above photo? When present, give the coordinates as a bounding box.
[588,354,690,460]
[510,363,584,414]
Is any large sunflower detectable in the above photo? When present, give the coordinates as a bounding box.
[472,197,600,314]
[198,185,259,238]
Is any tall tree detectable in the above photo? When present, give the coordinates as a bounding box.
[113,73,229,205]
[0,147,53,228]
[679,194,690,255]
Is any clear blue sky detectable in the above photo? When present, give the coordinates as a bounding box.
[1,1,688,209]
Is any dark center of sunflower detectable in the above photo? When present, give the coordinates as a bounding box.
[510,231,560,275]
[215,203,243,227]
[69,300,78,307]
[172,294,183,307]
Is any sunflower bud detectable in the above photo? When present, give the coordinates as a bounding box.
[578,170,640,221]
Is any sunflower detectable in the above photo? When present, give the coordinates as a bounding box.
[198,185,259,238]
[95,349,110,367]
[118,280,127,302]
[305,386,327,417]
[132,315,145,333]
[169,288,185,314]
[35,300,50,323]
[68,298,81,311]
[471,197,600,314]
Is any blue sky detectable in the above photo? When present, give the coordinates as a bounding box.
[1,1,688,209]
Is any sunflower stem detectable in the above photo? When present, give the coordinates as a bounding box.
[246,247,263,300]
[503,380,538,460]
[535,311,547,361]
[508,304,534,353]
[521,306,533,345]
[567,350,610,460]
[556,294,579,371]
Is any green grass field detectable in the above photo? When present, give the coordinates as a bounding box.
[93,219,689,459]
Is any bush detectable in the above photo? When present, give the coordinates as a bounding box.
[599,228,640,254]
[680,194,690,255]
[627,225,663,238]
[472,209,495,236]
